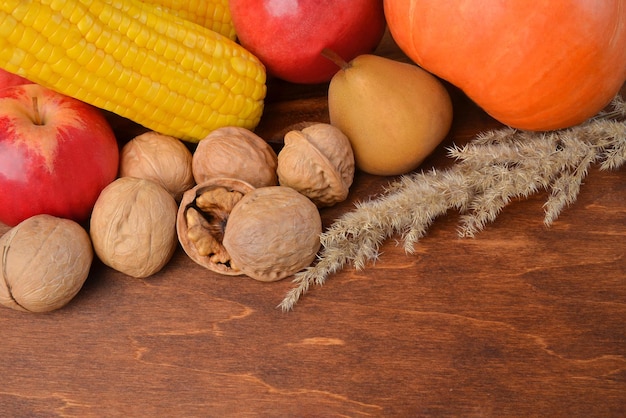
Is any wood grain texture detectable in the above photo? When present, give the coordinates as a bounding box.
[1,32,624,417]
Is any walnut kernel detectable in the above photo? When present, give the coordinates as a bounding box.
[176,178,255,275]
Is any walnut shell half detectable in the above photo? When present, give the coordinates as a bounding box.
[0,214,93,313]
[222,186,322,282]
[277,123,355,207]
[176,178,255,275]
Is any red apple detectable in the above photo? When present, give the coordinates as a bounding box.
[0,84,119,227]
[0,68,32,89]
[229,0,386,84]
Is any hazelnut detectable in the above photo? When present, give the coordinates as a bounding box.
[0,214,93,312]
[223,186,322,282]
[176,178,255,275]
[192,126,278,188]
[277,123,355,207]
[90,177,178,278]
[119,131,195,202]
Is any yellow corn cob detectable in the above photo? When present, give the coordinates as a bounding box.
[0,0,265,143]
[142,0,236,40]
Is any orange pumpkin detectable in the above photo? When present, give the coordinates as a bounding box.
[384,0,626,131]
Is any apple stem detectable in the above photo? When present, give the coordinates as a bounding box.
[32,96,43,125]
[321,48,351,71]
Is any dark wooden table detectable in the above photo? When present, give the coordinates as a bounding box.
[1,33,624,417]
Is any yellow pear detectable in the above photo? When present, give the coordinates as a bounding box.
[325,50,453,176]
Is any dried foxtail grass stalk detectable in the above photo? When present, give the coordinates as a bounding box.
[279,95,626,311]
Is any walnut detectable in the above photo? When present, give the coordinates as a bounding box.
[222,186,322,282]
[277,123,355,207]
[89,177,178,278]
[119,131,195,202]
[0,214,92,312]
[192,126,278,188]
[176,178,255,275]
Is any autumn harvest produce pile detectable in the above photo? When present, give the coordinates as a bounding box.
[1,1,625,313]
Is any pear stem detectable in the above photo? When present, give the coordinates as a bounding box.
[321,48,351,70]
[32,96,43,125]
